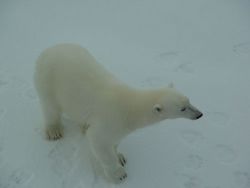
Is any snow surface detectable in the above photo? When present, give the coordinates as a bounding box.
[0,0,250,187]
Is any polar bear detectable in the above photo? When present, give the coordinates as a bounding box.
[34,44,203,183]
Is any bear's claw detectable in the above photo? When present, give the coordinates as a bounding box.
[118,153,127,167]
[112,167,127,183]
[119,173,127,181]
[46,126,63,140]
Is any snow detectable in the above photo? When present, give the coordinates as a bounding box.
[0,0,250,187]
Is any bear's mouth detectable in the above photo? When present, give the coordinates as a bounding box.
[195,113,203,119]
[192,112,203,120]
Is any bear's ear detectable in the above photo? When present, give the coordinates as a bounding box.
[153,104,163,114]
[168,82,174,88]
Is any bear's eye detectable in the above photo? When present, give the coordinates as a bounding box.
[156,107,162,112]
[153,104,163,114]
[181,107,186,112]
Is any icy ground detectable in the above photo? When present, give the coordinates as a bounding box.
[0,0,250,188]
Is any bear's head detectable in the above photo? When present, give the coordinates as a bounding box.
[152,86,203,121]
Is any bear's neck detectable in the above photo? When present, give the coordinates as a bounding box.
[123,87,165,131]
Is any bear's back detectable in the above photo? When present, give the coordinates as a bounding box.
[35,44,123,121]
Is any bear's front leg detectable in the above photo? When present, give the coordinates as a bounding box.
[86,126,127,183]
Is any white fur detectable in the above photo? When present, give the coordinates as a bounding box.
[34,44,203,183]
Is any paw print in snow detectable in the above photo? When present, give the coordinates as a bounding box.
[179,174,202,188]
[174,62,194,73]
[233,171,250,188]
[214,144,237,164]
[233,42,250,54]
[155,51,180,63]
[180,129,204,147]
[185,154,203,169]
[0,166,34,188]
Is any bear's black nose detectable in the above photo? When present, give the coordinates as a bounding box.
[196,113,203,119]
